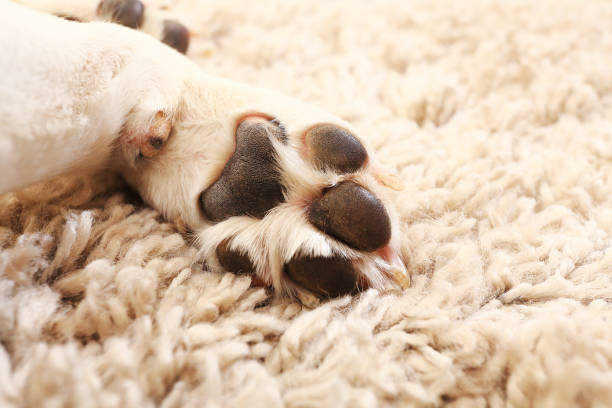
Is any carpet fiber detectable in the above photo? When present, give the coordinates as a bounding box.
[2,0,612,406]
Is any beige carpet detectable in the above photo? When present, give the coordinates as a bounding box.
[2,0,612,406]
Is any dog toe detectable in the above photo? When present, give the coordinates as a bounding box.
[284,255,359,298]
[308,181,392,252]
[97,0,144,29]
[304,124,368,173]
[216,239,256,275]
[162,20,190,54]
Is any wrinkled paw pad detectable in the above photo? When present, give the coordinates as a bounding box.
[305,124,368,173]
[162,20,190,54]
[308,181,391,252]
[97,0,144,29]
[200,117,286,222]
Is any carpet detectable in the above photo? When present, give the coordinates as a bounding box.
[2,0,612,406]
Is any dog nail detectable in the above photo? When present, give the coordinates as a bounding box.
[216,240,256,275]
[308,181,391,252]
[97,0,144,29]
[200,117,285,222]
[162,20,190,54]
[305,124,367,173]
[285,255,358,298]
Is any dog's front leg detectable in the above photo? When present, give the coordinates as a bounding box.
[0,1,181,193]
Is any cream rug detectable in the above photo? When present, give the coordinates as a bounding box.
[2,0,612,406]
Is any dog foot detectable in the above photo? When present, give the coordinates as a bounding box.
[96,0,190,53]
[202,117,406,299]
[32,0,190,53]
[117,77,409,302]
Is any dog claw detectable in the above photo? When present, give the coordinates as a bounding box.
[376,171,404,191]
[378,248,410,289]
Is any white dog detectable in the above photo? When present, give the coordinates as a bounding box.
[0,0,408,302]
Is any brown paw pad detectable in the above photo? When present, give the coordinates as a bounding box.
[97,0,144,29]
[162,20,190,54]
[200,117,286,222]
[308,181,391,252]
[285,255,359,298]
[305,124,367,173]
[216,240,256,275]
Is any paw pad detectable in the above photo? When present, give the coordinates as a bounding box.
[162,20,190,54]
[216,240,255,275]
[284,255,359,298]
[200,117,286,221]
[305,124,367,173]
[97,0,144,29]
[308,181,391,252]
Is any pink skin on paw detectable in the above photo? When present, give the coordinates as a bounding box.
[125,111,172,158]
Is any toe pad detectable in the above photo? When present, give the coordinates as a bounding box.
[285,255,358,298]
[162,20,190,54]
[308,181,391,252]
[216,240,256,275]
[97,0,144,29]
[305,124,367,173]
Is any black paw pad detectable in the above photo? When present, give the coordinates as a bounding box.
[308,181,391,252]
[285,255,358,298]
[162,20,190,54]
[216,240,256,275]
[200,117,286,222]
[97,0,144,29]
[305,124,367,173]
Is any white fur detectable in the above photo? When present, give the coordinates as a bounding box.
[0,0,407,297]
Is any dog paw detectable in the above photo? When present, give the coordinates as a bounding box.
[49,0,190,53]
[96,0,189,53]
[198,117,407,302]
[116,79,408,303]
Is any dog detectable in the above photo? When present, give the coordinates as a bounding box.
[0,0,409,303]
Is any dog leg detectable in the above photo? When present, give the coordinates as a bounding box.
[0,1,179,192]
